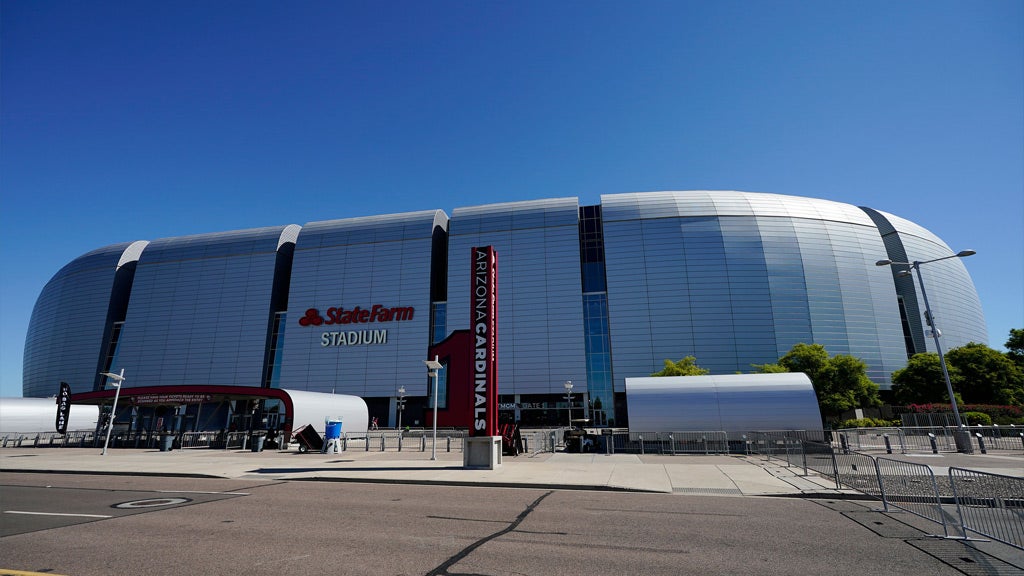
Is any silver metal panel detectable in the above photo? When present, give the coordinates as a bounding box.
[869,209,988,351]
[114,226,294,389]
[278,211,443,397]
[601,191,908,390]
[625,373,823,433]
[447,198,587,395]
[22,243,138,397]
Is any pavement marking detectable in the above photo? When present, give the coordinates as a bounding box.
[4,511,113,518]
[113,497,191,509]
[156,490,250,495]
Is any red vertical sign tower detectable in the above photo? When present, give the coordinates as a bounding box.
[471,246,498,437]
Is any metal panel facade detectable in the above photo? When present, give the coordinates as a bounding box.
[278,211,443,396]
[113,227,293,388]
[24,191,989,409]
[601,191,908,388]
[866,209,988,353]
[446,198,588,395]
[22,244,135,397]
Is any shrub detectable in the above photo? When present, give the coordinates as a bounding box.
[837,417,893,429]
[962,411,993,426]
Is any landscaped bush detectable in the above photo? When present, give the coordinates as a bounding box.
[837,417,896,429]
[904,403,1023,425]
[961,411,993,426]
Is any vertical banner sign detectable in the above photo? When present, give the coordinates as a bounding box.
[55,381,71,434]
[471,246,498,437]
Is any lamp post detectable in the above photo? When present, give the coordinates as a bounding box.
[424,356,443,461]
[563,380,573,427]
[99,369,125,456]
[876,249,975,453]
[396,386,406,432]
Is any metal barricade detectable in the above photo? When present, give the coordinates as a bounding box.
[611,431,728,455]
[801,440,840,488]
[950,468,1024,550]
[0,430,97,449]
[835,427,904,452]
[832,450,883,500]
[875,457,951,537]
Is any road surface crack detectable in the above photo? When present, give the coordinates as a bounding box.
[425,490,553,576]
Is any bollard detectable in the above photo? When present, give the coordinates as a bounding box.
[421,436,426,452]
[928,432,938,454]
[800,440,809,476]
[381,435,386,452]
[975,433,987,454]
[669,434,675,456]
[365,434,370,451]
[1019,432,1024,450]
[398,434,403,452]
[703,436,708,455]
[883,434,893,454]
[839,433,849,454]
[447,436,452,452]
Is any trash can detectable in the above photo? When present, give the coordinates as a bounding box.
[251,432,266,452]
[159,433,175,452]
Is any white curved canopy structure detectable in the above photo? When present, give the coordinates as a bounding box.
[625,373,823,435]
[283,389,369,437]
[0,397,99,434]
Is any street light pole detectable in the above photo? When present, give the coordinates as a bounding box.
[99,369,125,456]
[876,249,975,453]
[563,380,573,427]
[424,356,443,461]
[396,386,406,432]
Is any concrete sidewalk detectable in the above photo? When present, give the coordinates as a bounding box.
[0,446,848,496]
[2,445,1019,495]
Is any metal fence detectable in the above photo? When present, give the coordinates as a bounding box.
[608,431,730,455]
[752,439,1022,549]
[950,468,1024,550]
[343,429,468,453]
[835,426,1024,454]
[520,428,566,455]
[876,456,952,537]
[1,430,97,448]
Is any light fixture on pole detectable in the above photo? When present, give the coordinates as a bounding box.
[563,380,573,427]
[876,249,976,453]
[99,369,125,456]
[396,386,406,432]
[424,356,443,461]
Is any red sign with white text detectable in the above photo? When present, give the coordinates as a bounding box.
[471,246,498,437]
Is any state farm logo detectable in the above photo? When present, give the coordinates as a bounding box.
[298,305,414,327]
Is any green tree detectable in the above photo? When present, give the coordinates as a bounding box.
[651,356,710,377]
[890,353,964,405]
[764,343,881,421]
[946,342,1024,406]
[752,362,788,373]
[777,343,830,381]
[1006,328,1024,370]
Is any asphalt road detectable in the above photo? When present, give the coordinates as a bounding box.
[0,473,1017,576]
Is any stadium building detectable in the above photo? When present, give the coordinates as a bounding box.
[22,191,987,433]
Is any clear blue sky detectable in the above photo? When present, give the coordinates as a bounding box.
[2,1,1021,398]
